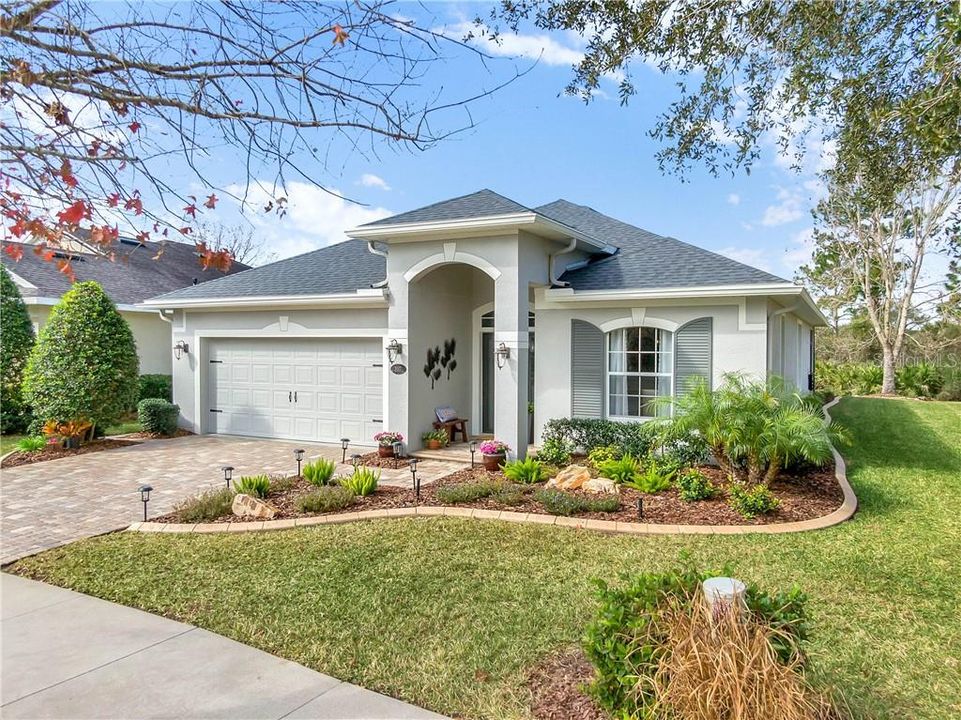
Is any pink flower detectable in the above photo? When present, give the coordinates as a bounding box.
[479,439,510,455]
[373,431,404,446]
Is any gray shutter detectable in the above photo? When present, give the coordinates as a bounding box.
[571,319,604,418]
[674,317,713,395]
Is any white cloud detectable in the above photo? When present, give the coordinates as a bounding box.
[223,181,392,260]
[718,246,772,273]
[444,21,583,67]
[782,227,816,274]
[358,173,391,191]
[761,187,805,227]
[727,193,740,206]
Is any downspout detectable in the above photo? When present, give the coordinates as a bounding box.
[367,241,389,289]
[766,303,800,380]
[548,236,578,287]
[156,309,173,325]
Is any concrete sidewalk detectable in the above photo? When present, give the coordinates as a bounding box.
[0,573,446,720]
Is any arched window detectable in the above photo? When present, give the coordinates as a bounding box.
[607,327,673,419]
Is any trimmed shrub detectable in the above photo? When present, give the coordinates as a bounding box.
[0,265,36,433]
[303,458,336,486]
[23,281,138,434]
[174,488,235,523]
[16,436,47,452]
[535,488,620,516]
[297,486,354,513]
[137,398,179,436]
[138,374,172,403]
[584,562,808,716]
[729,482,780,518]
[534,436,573,465]
[234,473,270,498]
[542,417,657,457]
[675,468,717,501]
[339,466,379,496]
[502,457,546,484]
[491,484,526,506]
[588,444,622,466]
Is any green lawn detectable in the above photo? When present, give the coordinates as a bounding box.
[8,398,961,719]
[0,434,25,454]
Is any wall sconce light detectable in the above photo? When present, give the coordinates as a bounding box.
[221,465,234,489]
[293,448,305,476]
[139,484,153,521]
[340,438,350,463]
[494,342,510,369]
[409,457,420,498]
[386,339,403,364]
[173,340,189,360]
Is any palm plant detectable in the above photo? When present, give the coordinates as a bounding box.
[664,374,846,486]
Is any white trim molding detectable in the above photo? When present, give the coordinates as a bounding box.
[403,250,502,282]
[141,289,388,310]
[23,296,159,314]
[598,315,680,334]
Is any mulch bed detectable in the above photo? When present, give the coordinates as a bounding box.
[526,648,606,720]
[1,438,142,468]
[354,451,411,470]
[153,459,843,527]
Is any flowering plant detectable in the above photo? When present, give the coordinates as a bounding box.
[479,439,510,455]
[373,431,404,447]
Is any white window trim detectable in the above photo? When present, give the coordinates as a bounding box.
[605,327,675,422]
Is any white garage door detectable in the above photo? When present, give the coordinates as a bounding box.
[207,337,383,444]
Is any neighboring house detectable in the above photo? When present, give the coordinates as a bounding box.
[144,189,825,455]
[1,237,249,375]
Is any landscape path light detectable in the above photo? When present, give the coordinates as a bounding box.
[138,485,153,522]
[340,438,350,463]
[469,440,477,468]
[392,441,403,459]
[409,458,420,499]
[350,453,361,468]
[221,465,234,489]
[294,448,305,476]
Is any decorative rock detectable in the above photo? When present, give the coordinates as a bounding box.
[231,493,277,520]
[548,465,592,490]
[583,477,620,495]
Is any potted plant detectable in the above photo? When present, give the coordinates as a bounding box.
[479,439,510,471]
[422,429,448,450]
[373,431,404,458]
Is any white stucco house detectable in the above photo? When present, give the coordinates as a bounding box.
[1,236,249,375]
[143,190,825,456]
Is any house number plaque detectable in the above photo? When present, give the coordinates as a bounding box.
[390,363,407,375]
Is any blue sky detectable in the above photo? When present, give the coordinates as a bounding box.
[183,3,828,278]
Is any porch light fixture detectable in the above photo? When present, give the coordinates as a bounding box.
[138,484,153,522]
[221,465,234,489]
[386,338,403,364]
[469,440,477,468]
[409,458,420,499]
[340,438,350,463]
[173,340,189,360]
[294,448,305,476]
[494,342,510,369]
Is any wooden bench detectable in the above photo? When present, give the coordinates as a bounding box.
[433,407,470,443]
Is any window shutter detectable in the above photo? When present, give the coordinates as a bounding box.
[674,317,712,395]
[571,320,604,418]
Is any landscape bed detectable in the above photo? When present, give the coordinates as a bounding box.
[152,461,843,527]
[1,438,141,468]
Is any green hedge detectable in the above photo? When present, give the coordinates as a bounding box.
[816,360,960,400]
[541,417,657,456]
[137,398,180,436]
[138,374,172,403]
[0,266,35,433]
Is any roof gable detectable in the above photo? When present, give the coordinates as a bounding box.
[359,189,530,227]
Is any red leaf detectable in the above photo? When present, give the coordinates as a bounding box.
[124,196,143,215]
[3,243,23,261]
[57,200,90,225]
[107,193,120,208]
[332,24,349,45]
[8,218,27,238]
[60,159,77,188]
[136,231,150,244]
[183,204,197,218]
[129,121,141,133]
[204,193,218,209]
[179,226,191,235]
[56,259,75,281]
[87,140,101,157]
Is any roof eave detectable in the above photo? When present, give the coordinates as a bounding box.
[141,288,389,310]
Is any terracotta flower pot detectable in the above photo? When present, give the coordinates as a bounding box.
[378,445,395,458]
[426,439,442,450]
[482,453,505,471]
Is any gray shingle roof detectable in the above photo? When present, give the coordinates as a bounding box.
[538,200,790,290]
[359,189,530,227]
[151,239,384,301]
[1,239,249,305]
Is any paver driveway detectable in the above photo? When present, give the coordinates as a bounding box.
[0,436,465,564]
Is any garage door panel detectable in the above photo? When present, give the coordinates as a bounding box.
[208,337,382,445]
